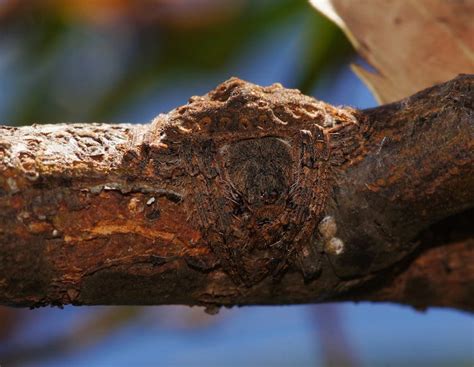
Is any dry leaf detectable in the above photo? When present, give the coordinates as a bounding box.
[310,0,474,103]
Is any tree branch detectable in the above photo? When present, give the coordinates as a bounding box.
[0,75,472,311]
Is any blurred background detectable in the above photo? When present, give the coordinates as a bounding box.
[0,0,472,366]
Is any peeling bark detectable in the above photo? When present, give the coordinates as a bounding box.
[0,74,472,311]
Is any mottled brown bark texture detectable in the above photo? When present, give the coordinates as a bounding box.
[0,74,472,312]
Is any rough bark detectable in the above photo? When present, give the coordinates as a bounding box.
[0,74,472,312]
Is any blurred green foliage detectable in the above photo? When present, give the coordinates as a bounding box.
[0,0,352,125]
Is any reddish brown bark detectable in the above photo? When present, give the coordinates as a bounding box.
[0,74,472,311]
[364,239,474,312]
